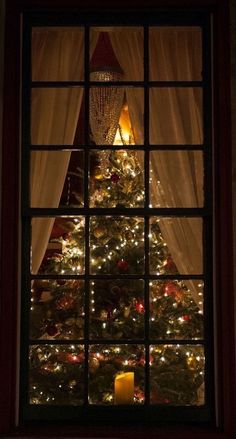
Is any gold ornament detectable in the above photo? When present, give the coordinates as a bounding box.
[89,356,100,373]
[39,291,53,302]
[124,306,130,318]
[93,225,107,239]
[94,166,104,181]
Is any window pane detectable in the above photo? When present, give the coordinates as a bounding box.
[149,88,203,145]
[150,345,205,405]
[32,27,84,81]
[30,279,84,340]
[90,216,145,274]
[31,88,84,145]
[149,27,202,81]
[89,344,145,404]
[89,150,144,208]
[149,151,204,208]
[90,88,144,145]
[149,217,203,275]
[89,280,145,340]
[30,151,84,207]
[31,217,85,275]
[90,28,143,81]
[149,280,204,339]
[29,344,84,405]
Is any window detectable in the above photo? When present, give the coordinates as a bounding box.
[20,10,213,424]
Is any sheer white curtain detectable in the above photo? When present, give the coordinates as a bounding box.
[31,28,85,273]
[110,27,203,308]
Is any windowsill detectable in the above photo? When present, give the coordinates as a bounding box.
[4,424,236,439]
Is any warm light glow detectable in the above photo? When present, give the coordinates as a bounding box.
[114,372,134,404]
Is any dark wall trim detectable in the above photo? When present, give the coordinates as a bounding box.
[0,0,235,437]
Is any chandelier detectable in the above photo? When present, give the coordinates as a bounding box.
[90,32,124,149]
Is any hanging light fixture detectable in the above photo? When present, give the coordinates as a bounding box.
[90,32,124,149]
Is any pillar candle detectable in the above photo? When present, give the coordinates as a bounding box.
[114,372,134,404]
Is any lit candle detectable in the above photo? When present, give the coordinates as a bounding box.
[114,372,134,404]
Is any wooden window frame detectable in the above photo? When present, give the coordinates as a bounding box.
[0,0,235,437]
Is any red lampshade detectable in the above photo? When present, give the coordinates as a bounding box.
[90,32,123,75]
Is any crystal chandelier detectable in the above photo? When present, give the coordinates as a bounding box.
[90,32,124,150]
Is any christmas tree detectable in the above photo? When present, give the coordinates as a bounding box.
[29,102,204,407]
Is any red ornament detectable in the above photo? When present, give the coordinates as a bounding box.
[111,173,120,183]
[182,315,190,322]
[135,301,145,313]
[56,294,76,311]
[66,353,84,364]
[164,281,179,297]
[164,256,177,272]
[46,323,59,337]
[117,259,129,271]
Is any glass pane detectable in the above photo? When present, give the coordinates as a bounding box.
[32,27,84,81]
[31,217,85,275]
[149,217,203,275]
[89,280,145,340]
[89,150,144,208]
[90,88,143,145]
[149,27,202,81]
[31,88,84,145]
[30,151,84,207]
[150,345,205,405]
[90,216,145,274]
[90,28,143,81]
[29,344,84,405]
[149,151,204,208]
[149,88,203,145]
[88,344,145,404]
[149,280,204,339]
[30,279,84,340]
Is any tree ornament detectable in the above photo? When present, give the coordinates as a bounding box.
[164,281,179,297]
[182,314,190,322]
[62,232,70,241]
[110,173,120,183]
[111,285,121,295]
[66,353,84,364]
[94,166,104,181]
[57,279,67,286]
[135,301,145,313]
[45,323,59,337]
[93,225,107,239]
[89,356,100,373]
[100,309,108,320]
[37,290,53,302]
[164,256,177,272]
[41,362,57,374]
[123,306,131,318]
[117,259,129,271]
[69,379,77,388]
[56,294,76,311]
